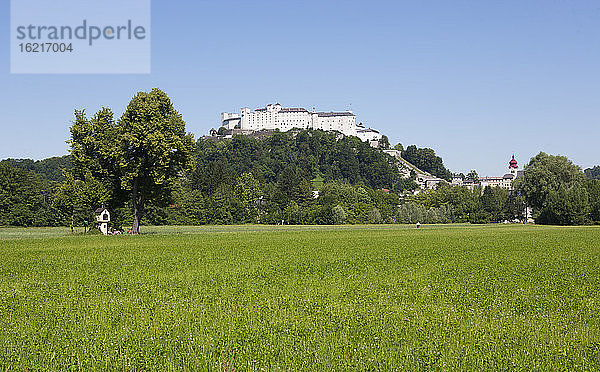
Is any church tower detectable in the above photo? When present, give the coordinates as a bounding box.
[509,155,518,177]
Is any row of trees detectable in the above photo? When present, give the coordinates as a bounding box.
[4,153,598,228]
[2,156,72,182]
[406,183,525,224]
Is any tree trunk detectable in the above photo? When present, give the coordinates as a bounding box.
[131,182,144,234]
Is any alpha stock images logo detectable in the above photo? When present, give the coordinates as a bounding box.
[10,0,150,73]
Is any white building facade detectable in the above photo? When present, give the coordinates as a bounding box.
[220,112,241,130]
[356,125,383,147]
[222,103,360,137]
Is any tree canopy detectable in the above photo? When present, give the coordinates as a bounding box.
[0,156,72,182]
[401,145,452,180]
[67,88,195,233]
[0,163,56,226]
[585,166,600,180]
[193,130,415,192]
[515,152,590,225]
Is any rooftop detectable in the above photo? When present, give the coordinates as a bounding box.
[315,112,354,117]
[279,108,309,113]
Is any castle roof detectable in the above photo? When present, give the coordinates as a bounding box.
[357,128,379,133]
[315,111,354,117]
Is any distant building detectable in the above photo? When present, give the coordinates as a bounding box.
[356,124,382,148]
[220,104,380,144]
[454,155,521,191]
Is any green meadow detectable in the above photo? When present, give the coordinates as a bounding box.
[0,224,598,370]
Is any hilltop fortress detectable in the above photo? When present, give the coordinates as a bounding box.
[216,103,524,194]
[220,103,382,146]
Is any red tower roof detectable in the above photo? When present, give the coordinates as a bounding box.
[509,155,518,168]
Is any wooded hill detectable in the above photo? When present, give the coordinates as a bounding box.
[2,128,598,227]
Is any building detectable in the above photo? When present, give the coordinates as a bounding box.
[356,124,383,148]
[478,155,519,190]
[221,103,362,138]
[95,207,110,235]
[453,155,521,191]
[220,112,241,130]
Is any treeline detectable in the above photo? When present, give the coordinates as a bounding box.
[2,156,72,182]
[193,131,416,192]
[1,126,598,227]
[404,184,527,224]
[0,130,418,227]
[0,163,58,226]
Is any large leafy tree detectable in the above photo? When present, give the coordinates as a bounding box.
[117,89,195,233]
[70,108,124,195]
[68,89,194,233]
[515,152,590,225]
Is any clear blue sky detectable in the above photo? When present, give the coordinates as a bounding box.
[1,0,599,175]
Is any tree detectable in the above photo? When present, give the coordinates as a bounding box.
[369,208,383,224]
[379,135,390,149]
[585,166,600,180]
[515,152,589,225]
[69,107,125,212]
[53,171,110,232]
[504,192,526,222]
[68,89,195,234]
[480,186,508,222]
[466,170,479,183]
[536,185,590,225]
[331,205,347,224]
[0,163,55,226]
[116,89,195,233]
[401,145,452,181]
[586,180,600,223]
[233,172,261,223]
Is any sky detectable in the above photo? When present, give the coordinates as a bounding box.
[1,0,599,176]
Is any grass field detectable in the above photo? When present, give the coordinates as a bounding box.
[0,224,598,370]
